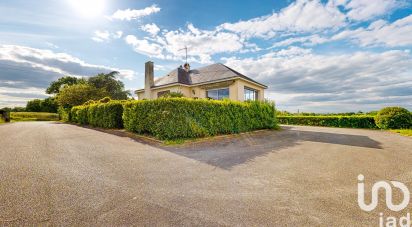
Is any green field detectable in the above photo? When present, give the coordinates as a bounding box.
[391,129,412,137]
[11,112,59,122]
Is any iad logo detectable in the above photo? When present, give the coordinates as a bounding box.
[358,174,410,212]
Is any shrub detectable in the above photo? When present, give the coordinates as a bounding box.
[123,98,277,140]
[98,96,111,103]
[58,107,71,122]
[277,116,377,129]
[88,101,124,128]
[375,107,412,129]
[70,101,123,128]
[71,105,89,124]
[83,100,96,105]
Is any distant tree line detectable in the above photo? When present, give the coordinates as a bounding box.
[276,110,378,116]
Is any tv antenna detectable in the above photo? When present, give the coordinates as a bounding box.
[178,46,188,64]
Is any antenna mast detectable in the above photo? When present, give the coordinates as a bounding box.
[179,46,188,64]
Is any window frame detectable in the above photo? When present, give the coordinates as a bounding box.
[244,87,258,101]
[206,87,229,100]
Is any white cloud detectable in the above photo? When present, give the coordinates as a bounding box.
[110,5,160,21]
[162,24,245,63]
[0,45,135,107]
[219,0,346,39]
[332,15,412,47]
[121,0,410,63]
[342,0,400,21]
[92,30,110,42]
[125,24,249,64]
[271,34,329,48]
[125,35,164,57]
[91,30,123,42]
[223,47,412,112]
[114,31,123,39]
[141,23,160,36]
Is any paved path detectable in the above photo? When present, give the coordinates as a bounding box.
[1,122,412,226]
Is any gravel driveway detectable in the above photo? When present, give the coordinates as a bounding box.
[1,122,411,226]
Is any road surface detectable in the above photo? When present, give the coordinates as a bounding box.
[1,122,412,226]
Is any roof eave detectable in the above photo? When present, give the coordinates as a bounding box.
[135,76,267,92]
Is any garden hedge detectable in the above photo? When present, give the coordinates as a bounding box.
[58,107,71,122]
[277,116,377,129]
[70,101,123,128]
[123,98,277,140]
[374,107,412,129]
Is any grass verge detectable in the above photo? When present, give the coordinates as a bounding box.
[390,129,412,137]
[11,112,59,122]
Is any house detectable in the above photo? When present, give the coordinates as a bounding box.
[135,61,267,101]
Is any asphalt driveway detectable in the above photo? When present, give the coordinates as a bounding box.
[1,122,412,226]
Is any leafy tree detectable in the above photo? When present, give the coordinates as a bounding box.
[46,76,84,94]
[26,97,58,113]
[56,83,108,107]
[26,99,42,112]
[11,107,26,112]
[40,97,58,113]
[88,71,130,99]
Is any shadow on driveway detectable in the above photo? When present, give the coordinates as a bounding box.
[67,122,382,170]
[161,126,382,170]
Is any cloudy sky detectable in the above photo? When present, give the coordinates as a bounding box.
[0,0,411,112]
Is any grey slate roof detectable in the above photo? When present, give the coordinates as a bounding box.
[152,63,267,88]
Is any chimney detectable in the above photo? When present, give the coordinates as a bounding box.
[144,61,154,99]
[183,63,190,72]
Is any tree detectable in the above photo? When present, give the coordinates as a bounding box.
[88,71,130,99]
[56,83,108,107]
[26,97,58,113]
[40,97,58,113]
[26,99,42,112]
[46,76,84,94]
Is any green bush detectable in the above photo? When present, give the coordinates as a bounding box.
[58,107,71,122]
[71,105,89,124]
[277,116,377,129]
[123,98,277,140]
[88,101,123,128]
[375,107,412,129]
[70,101,124,128]
[98,96,112,103]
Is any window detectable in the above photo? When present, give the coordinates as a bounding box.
[244,87,258,101]
[206,88,229,100]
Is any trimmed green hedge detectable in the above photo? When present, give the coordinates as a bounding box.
[58,107,71,122]
[277,116,377,129]
[71,101,123,128]
[71,105,89,125]
[123,98,277,140]
[88,102,123,128]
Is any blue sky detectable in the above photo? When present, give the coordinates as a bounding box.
[0,0,411,112]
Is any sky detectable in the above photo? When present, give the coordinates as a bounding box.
[0,0,411,112]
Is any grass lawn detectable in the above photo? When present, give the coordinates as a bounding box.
[0,118,5,124]
[390,129,412,137]
[11,112,59,122]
